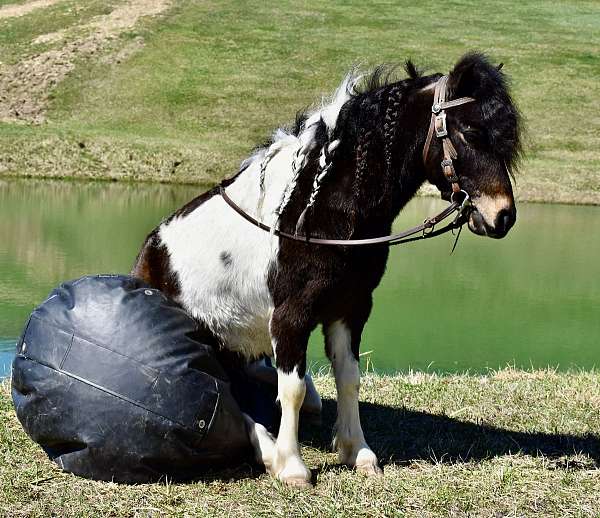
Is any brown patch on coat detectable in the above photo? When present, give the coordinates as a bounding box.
[131,230,180,299]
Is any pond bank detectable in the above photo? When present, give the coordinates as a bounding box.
[0,0,599,206]
[0,140,599,205]
[2,369,599,517]
[2,166,600,206]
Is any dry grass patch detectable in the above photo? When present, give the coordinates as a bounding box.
[2,369,600,517]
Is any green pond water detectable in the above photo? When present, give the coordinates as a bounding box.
[1,178,599,378]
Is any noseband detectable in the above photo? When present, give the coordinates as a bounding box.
[220,75,475,248]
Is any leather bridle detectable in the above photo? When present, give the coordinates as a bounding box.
[219,75,475,248]
[422,74,475,200]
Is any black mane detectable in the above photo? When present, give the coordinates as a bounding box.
[259,60,427,152]
[449,52,522,171]
[353,60,424,96]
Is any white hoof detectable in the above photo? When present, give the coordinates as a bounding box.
[270,454,312,488]
[335,438,381,475]
[355,448,383,476]
[243,414,276,470]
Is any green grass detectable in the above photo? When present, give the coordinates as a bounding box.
[2,369,600,517]
[0,0,599,202]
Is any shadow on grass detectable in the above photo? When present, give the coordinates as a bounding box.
[123,394,600,483]
[300,398,600,469]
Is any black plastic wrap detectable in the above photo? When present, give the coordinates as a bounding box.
[11,275,251,483]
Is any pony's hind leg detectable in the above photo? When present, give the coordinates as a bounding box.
[326,319,381,475]
[302,371,322,419]
[243,413,276,471]
[267,305,312,487]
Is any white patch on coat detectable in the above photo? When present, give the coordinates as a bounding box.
[159,73,360,360]
[305,72,360,136]
[472,194,512,228]
[327,320,380,473]
[159,145,298,359]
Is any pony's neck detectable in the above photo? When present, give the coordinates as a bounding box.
[389,139,429,215]
[277,76,437,241]
[348,89,431,234]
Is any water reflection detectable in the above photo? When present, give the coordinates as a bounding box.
[1,178,599,376]
[354,199,600,373]
[0,178,200,338]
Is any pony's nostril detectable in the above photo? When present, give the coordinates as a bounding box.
[495,208,515,234]
[468,210,487,236]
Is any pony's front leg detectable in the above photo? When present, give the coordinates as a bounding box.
[326,320,382,475]
[268,307,312,487]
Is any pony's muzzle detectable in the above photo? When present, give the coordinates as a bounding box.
[468,206,516,239]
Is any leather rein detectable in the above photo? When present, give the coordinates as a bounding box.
[220,75,475,247]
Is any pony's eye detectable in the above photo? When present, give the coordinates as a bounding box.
[462,128,484,147]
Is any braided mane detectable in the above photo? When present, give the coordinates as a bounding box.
[246,62,424,233]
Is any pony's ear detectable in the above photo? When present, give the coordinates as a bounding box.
[448,55,481,98]
[497,62,504,71]
[448,52,500,98]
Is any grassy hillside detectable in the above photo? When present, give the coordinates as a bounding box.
[0,0,599,203]
[2,370,600,517]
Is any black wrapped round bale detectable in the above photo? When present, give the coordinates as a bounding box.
[11,275,251,483]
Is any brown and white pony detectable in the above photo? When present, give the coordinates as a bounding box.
[133,52,521,487]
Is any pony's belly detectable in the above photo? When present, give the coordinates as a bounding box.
[158,191,279,361]
[185,295,274,360]
[218,312,274,359]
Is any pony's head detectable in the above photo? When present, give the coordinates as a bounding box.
[421,53,521,239]
[258,53,521,242]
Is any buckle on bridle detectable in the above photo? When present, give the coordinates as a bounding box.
[434,112,447,137]
[422,217,435,237]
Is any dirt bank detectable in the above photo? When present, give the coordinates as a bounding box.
[0,0,62,20]
[0,0,171,123]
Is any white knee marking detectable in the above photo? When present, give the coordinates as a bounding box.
[276,368,306,457]
[328,320,381,474]
[329,321,362,448]
[245,358,321,416]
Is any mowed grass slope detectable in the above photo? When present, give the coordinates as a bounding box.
[2,370,600,517]
[0,0,599,203]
